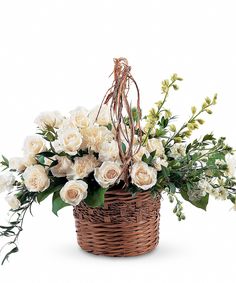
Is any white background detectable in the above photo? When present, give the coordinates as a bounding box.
[0,0,236,282]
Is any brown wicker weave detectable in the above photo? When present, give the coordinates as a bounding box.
[73,187,161,257]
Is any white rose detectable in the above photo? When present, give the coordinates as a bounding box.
[50,156,73,178]
[23,154,37,167]
[89,104,111,126]
[9,157,26,172]
[52,140,63,154]
[57,126,83,155]
[94,161,121,188]
[99,140,119,162]
[147,138,165,157]
[60,180,88,206]
[34,111,64,130]
[132,145,150,162]
[169,143,186,159]
[152,156,168,171]
[226,154,236,177]
[70,107,89,128]
[23,135,46,156]
[81,126,114,152]
[67,155,99,180]
[0,173,15,193]
[131,161,157,190]
[23,165,50,192]
[5,194,21,210]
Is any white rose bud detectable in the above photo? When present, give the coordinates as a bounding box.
[69,107,89,128]
[60,180,88,206]
[94,161,121,188]
[67,155,100,180]
[131,161,157,190]
[89,104,111,126]
[99,140,119,162]
[147,138,165,157]
[23,165,50,192]
[9,157,26,172]
[5,194,21,210]
[0,173,15,193]
[57,126,83,155]
[51,156,73,178]
[23,135,46,156]
[34,111,64,130]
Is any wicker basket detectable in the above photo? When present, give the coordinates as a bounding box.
[73,188,161,257]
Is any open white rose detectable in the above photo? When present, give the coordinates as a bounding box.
[57,126,83,155]
[169,143,186,159]
[60,180,88,206]
[70,107,89,129]
[99,140,119,162]
[131,161,157,190]
[147,138,165,157]
[0,173,15,193]
[94,161,121,188]
[89,104,111,126]
[34,111,64,130]
[81,126,114,152]
[67,155,100,180]
[23,165,50,192]
[9,157,26,172]
[50,156,73,178]
[5,194,21,210]
[23,135,46,156]
[132,145,150,162]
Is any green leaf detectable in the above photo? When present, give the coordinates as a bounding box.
[168,182,176,193]
[1,246,19,265]
[121,142,126,154]
[180,188,209,210]
[107,123,112,131]
[36,151,55,158]
[202,133,214,142]
[52,191,70,216]
[37,184,63,203]
[84,187,108,208]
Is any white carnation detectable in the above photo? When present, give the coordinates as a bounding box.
[67,155,99,179]
[23,165,50,192]
[60,180,88,206]
[50,156,73,178]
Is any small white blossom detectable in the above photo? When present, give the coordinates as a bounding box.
[169,143,186,159]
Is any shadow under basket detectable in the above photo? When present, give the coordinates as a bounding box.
[73,188,161,257]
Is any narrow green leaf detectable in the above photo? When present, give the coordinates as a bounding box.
[37,184,63,203]
[121,143,126,154]
[36,151,55,158]
[52,191,70,216]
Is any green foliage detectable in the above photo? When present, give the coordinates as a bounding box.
[180,189,209,211]
[52,192,70,216]
[84,187,108,208]
[37,185,63,203]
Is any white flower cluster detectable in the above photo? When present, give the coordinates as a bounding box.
[0,104,171,209]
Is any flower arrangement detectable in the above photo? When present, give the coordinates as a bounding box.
[0,58,236,264]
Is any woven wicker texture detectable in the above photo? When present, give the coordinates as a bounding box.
[73,188,161,257]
